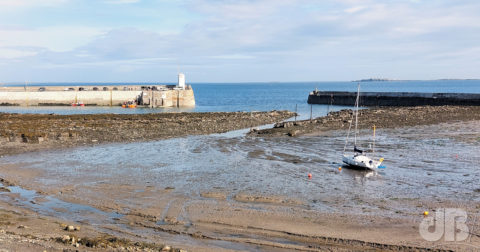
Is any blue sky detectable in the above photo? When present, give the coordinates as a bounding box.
[0,0,479,82]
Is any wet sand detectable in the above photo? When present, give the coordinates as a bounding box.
[0,107,480,251]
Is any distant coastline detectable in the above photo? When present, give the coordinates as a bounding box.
[436,78,480,81]
[353,78,391,82]
[352,78,479,82]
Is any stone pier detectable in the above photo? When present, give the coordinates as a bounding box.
[0,84,195,107]
[307,91,480,106]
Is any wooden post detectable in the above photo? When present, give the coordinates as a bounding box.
[327,94,333,114]
[295,104,297,122]
[177,90,180,107]
[150,89,154,108]
[310,104,313,121]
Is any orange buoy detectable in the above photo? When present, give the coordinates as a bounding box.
[338,166,342,171]
[308,173,312,179]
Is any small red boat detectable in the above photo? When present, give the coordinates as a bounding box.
[71,102,85,107]
[122,101,137,108]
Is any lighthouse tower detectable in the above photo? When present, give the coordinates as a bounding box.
[178,73,185,90]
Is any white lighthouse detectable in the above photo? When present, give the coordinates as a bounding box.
[178,73,185,90]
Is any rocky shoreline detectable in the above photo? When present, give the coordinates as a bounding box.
[0,111,295,156]
[249,105,480,137]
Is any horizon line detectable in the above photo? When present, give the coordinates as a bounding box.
[2,78,480,85]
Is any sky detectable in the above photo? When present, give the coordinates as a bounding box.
[0,0,479,83]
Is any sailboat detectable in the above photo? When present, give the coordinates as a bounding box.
[342,84,385,170]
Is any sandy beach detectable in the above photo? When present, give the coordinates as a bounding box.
[0,107,479,251]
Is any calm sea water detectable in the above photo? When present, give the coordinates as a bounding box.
[1,80,480,119]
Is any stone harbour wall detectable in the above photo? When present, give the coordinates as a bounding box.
[307,91,480,106]
[0,86,195,107]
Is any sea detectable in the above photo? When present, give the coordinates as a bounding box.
[1,80,480,120]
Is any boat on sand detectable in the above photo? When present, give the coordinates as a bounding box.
[342,84,385,170]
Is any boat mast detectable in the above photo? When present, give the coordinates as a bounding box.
[354,83,360,146]
[343,83,361,154]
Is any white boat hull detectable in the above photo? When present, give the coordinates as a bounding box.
[341,84,386,171]
[342,154,382,170]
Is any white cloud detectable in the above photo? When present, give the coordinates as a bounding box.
[344,6,366,14]
[103,0,140,4]
[37,57,172,69]
[210,54,255,60]
[0,48,37,59]
[0,0,67,8]
[192,0,288,20]
[0,26,105,53]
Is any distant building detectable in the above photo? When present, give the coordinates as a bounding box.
[178,73,185,90]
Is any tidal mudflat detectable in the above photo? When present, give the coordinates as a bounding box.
[0,107,479,251]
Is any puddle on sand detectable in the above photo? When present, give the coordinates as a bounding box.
[0,182,122,225]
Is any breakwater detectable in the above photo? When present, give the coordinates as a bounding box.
[307,91,480,106]
[0,85,195,107]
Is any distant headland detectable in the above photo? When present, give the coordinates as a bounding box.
[353,78,392,82]
[353,78,479,82]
